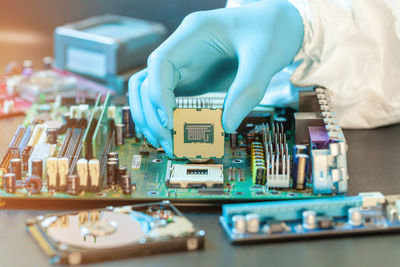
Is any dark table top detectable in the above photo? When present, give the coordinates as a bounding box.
[1,115,400,267]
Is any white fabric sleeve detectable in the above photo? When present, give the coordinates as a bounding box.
[288,0,400,128]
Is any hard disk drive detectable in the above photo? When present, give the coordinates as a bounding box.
[26,201,205,265]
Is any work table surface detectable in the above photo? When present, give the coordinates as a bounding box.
[0,116,400,267]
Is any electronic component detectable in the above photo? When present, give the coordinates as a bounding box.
[251,142,266,185]
[26,201,204,265]
[46,157,58,191]
[24,175,42,194]
[220,192,400,244]
[4,173,16,193]
[47,128,58,145]
[167,164,224,188]
[173,108,224,159]
[263,124,290,188]
[54,14,166,93]
[58,157,69,192]
[10,158,22,180]
[107,161,118,187]
[88,159,100,192]
[120,175,132,194]
[122,106,134,138]
[115,123,125,145]
[66,174,80,195]
[31,158,43,178]
[131,155,141,170]
[76,158,88,191]
[292,154,309,190]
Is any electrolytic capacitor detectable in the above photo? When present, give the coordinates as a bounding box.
[4,173,16,193]
[107,152,119,160]
[47,129,57,145]
[293,154,309,190]
[10,158,22,180]
[245,213,260,233]
[117,165,127,185]
[302,210,316,230]
[115,124,125,145]
[122,106,135,138]
[230,132,238,149]
[232,215,246,234]
[108,157,119,169]
[31,158,43,178]
[293,144,308,156]
[66,174,80,195]
[119,175,132,194]
[107,161,118,186]
[348,208,362,226]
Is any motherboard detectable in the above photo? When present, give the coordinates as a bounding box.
[0,81,349,208]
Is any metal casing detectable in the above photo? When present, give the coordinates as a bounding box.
[54,14,166,86]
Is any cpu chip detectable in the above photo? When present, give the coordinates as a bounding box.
[173,108,224,159]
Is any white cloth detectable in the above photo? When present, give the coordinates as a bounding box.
[227,0,400,129]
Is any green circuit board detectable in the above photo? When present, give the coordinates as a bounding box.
[0,93,332,208]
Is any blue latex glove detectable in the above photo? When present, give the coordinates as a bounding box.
[129,0,304,157]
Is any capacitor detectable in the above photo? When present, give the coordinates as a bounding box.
[47,128,58,145]
[117,165,128,184]
[122,106,135,138]
[10,158,22,180]
[230,132,238,149]
[232,215,246,234]
[348,208,362,226]
[293,144,308,156]
[31,158,43,178]
[119,175,132,194]
[292,154,309,190]
[4,173,16,193]
[66,175,80,195]
[24,175,42,194]
[107,152,119,160]
[107,161,118,186]
[108,157,119,168]
[245,213,260,233]
[115,124,125,145]
[302,210,316,230]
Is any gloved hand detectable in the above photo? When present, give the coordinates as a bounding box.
[129,0,304,157]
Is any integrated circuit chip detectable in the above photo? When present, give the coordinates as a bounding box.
[173,108,224,159]
[184,123,214,144]
[167,164,224,188]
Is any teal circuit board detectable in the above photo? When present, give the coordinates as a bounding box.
[0,92,339,209]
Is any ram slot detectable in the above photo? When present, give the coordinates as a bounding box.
[82,94,102,159]
[92,92,111,160]
[67,128,85,175]
[58,128,73,158]
[98,120,115,187]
